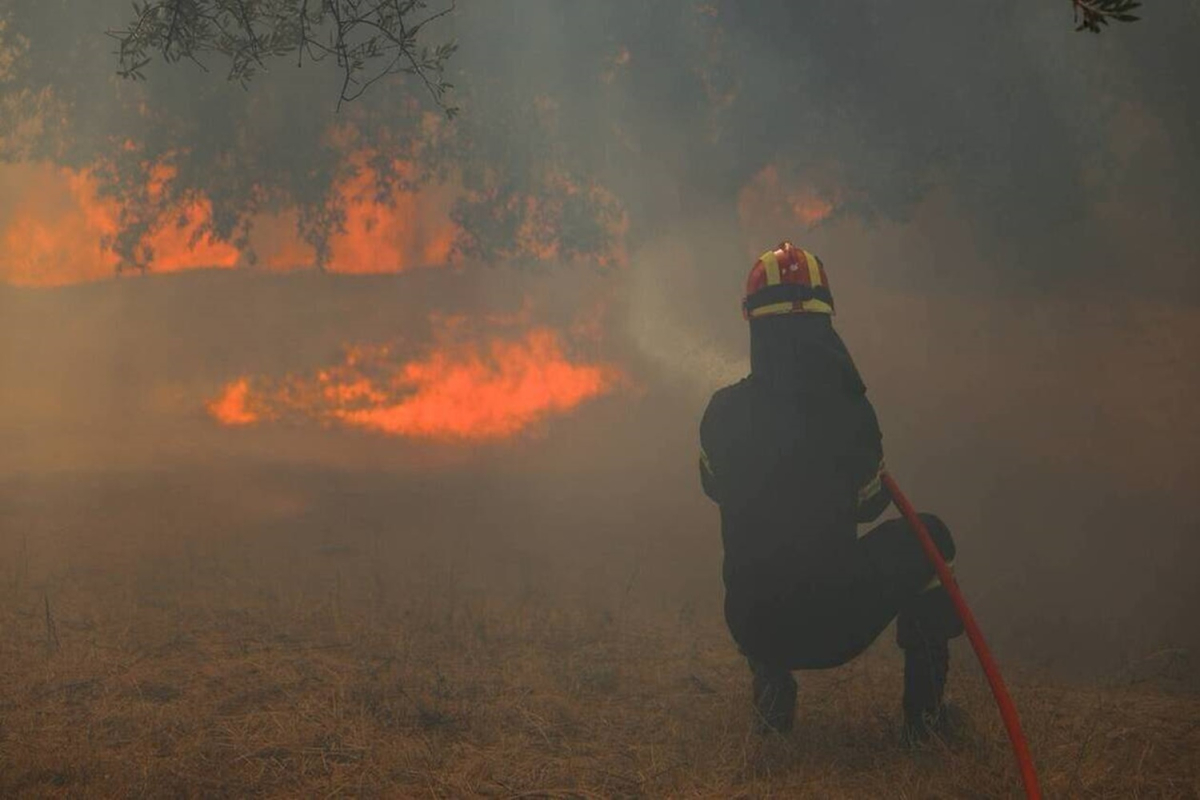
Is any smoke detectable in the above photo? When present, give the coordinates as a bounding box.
[1,0,1198,675]
[626,231,747,392]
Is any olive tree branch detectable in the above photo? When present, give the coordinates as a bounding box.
[1072,0,1142,33]
[108,0,457,112]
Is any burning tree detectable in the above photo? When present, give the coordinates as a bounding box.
[0,0,1164,288]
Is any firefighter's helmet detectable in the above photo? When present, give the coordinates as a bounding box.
[742,241,834,320]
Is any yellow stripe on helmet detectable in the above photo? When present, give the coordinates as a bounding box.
[803,250,822,287]
[760,250,781,286]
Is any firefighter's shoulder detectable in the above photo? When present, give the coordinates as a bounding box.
[701,378,754,434]
[704,378,753,416]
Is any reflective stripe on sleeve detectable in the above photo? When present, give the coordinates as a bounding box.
[803,249,822,287]
[857,459,885,505]
[921,559,955,592]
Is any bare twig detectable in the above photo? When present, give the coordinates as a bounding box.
[108,0,458,112]
[1072,0,1142,33]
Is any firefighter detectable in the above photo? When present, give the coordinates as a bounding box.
[699,241,965,741]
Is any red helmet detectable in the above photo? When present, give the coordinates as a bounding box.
[742,241,834,320]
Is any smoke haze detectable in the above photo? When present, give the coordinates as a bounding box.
[1,0,1198,681]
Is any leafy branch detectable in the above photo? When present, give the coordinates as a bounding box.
[1072,0,1142,33]
[108,0,458,112]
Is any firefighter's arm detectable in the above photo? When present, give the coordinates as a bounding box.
[700,445,720,503]
[699,398,721,504]
[856,457,891,521]
[855,397,891,522]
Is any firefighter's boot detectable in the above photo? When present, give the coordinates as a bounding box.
[901,639,954,743]
[749,658,796,734]
[898,582,965,744]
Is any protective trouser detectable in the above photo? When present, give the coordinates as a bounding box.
[743,513,964,733]
[749,657,797,733]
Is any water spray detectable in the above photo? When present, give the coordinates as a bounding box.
[882,471,1042,800]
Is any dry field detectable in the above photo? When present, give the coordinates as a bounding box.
[1,468,1197,799]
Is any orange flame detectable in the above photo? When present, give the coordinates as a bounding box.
[3,135,628,285]
[207,322,622,441]
[737,164,837,237]
[206,378,261,426]
[0,149,461,285]
[0,161,238,286]
[324,152,459,274]
[1,163,120,286]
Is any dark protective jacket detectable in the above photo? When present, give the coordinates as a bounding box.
[699,314,891,659]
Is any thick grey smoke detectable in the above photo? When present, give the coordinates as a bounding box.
[1,0,1197,676]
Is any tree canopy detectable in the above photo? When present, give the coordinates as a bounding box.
[4,0,1188,301]
[109,1,1143,114]
[111,0,458,111]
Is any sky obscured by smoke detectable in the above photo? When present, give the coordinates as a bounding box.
[1,0,1197,674]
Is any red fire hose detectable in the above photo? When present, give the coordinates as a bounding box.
[882,472,1042,800]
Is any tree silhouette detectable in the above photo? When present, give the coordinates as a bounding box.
[1073,0,1142,33]
[110,0,458,111]
[110,1,1142,110]
[0,0,1161,280]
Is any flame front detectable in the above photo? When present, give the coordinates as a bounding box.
[2,161,240,286]
[206,378,261,426]
[325,151,459,273]
[208,324,622,442]
[0,149,460,286]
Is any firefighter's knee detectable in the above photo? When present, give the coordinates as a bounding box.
[917,513,955,562]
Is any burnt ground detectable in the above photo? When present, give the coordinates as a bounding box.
[1,466,1197,798]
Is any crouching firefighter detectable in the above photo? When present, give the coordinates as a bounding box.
[699,242,965,741]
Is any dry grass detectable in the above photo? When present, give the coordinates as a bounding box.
[1,472,1198,799]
